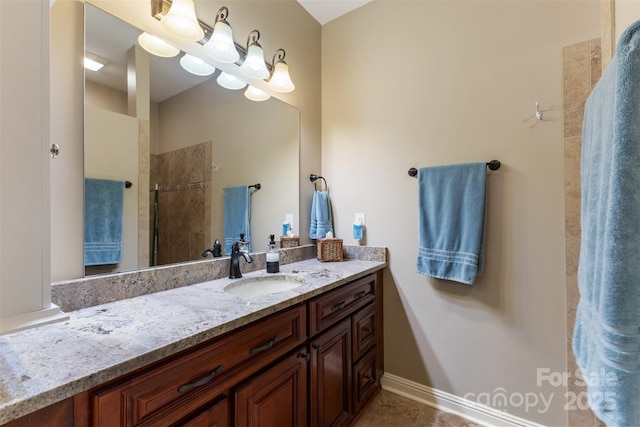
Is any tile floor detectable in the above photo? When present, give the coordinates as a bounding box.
[354,390,484,427]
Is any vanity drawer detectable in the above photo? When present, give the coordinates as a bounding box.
[309,274,376,336]
[352,303,376,362]
[92,304,306,427]
[352,347,378,414]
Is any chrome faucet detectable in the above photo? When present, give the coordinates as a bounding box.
[229,241,253,279]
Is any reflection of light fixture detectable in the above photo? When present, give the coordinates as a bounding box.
[137,32,180,57]
[244,85,271,102]
[84,52,108,71]
[239,30,270,80]
[203,7,239,63]
[267,49,295,93]
[179,53,215,76]
[161,0,204,41]
[217,71,247,90]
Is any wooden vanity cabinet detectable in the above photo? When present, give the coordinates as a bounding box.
[89,304,306,427]
[307,272,383,427]
[4,271,383,427]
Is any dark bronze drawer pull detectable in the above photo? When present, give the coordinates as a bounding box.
[249,336,278,355]
[331,301,346,312]
[363,327,373,334]
[178,365,224,393]
[354,290,367,300]
[299,351,311,362]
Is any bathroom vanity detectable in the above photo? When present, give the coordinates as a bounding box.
[0,256,385,427]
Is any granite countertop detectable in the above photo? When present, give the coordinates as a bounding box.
[0,258,385,424]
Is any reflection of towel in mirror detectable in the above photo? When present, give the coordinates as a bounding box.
[573,19,640,427]
[224,185,251,255]
[84,178,124,266]
[416,162,487,285]
[309,190,333,239]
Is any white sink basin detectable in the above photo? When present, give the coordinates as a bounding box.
[223,275,305,296]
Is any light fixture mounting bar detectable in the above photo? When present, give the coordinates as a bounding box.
[151,0,273,72]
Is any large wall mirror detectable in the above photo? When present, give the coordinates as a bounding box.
[84,4,300,276]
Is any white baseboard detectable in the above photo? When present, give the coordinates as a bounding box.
[381,373,546,427]
[0,304,68,335]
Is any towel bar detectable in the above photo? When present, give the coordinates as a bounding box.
[408,160,501,177]
[248,183,261,190]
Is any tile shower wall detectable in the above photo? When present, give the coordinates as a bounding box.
[562,39,605,427]
[150,141,212,266]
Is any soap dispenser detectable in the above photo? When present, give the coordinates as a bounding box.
[213,240,222,257]
[353,218,364,241]
[266,234,280,273]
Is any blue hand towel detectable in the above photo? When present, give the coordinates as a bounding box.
[309,190,333,239]
[84,178,124,266]
[223,185,251,255]
[416,162,487,285]
[573,19,640,427]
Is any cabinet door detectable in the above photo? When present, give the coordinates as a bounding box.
[234,351,308,427]
[178,396,229,427]
[310,319,352,427]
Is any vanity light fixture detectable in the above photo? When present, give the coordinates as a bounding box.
[203,7,240,64]
[150,1,296,93]
[244,85,271,102]
[179,53,216,76]
[267,49,295,93]
[161,0,204,41]
[239,30,270,80]
[137,32,180,57]
[217,71,247,90]
[84,52,108,71]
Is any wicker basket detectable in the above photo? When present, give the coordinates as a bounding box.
[317,238,343,262]
[280,236,300,248]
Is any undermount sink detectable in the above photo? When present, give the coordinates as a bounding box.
[223,275,305,296]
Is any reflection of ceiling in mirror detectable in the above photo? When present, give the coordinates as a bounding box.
[85,4,215,103]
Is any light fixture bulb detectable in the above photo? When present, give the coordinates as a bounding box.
[267,61,295,93]
[244,85,271,102]
[137,32,180,58]
[217,72,247,90]
[204,21,239,63]
[239,43,270,80]
[161,0,204,41]
[180,53,216,76]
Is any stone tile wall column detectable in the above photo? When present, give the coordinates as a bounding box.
[562,38,604,427]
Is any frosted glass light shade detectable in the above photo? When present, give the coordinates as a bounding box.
[180,54,215,76]
[244,85,271,102]
[217,72,247,90]
[137,32,180,58]
[161,0,204,41]
[239,44,270,80]
[267,61,295,93]
[204,21,239,63]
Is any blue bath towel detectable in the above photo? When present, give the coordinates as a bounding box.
[416,162,487,285]
[84,178,124,266]
[223,185,251,255]
[573,19,640,427]
[309,190,333,239]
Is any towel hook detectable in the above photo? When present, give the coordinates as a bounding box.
[535,102,543,121]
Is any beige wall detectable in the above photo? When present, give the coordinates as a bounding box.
[322,1,599,425]
[615,0,640,42]
[85,106,140,273]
